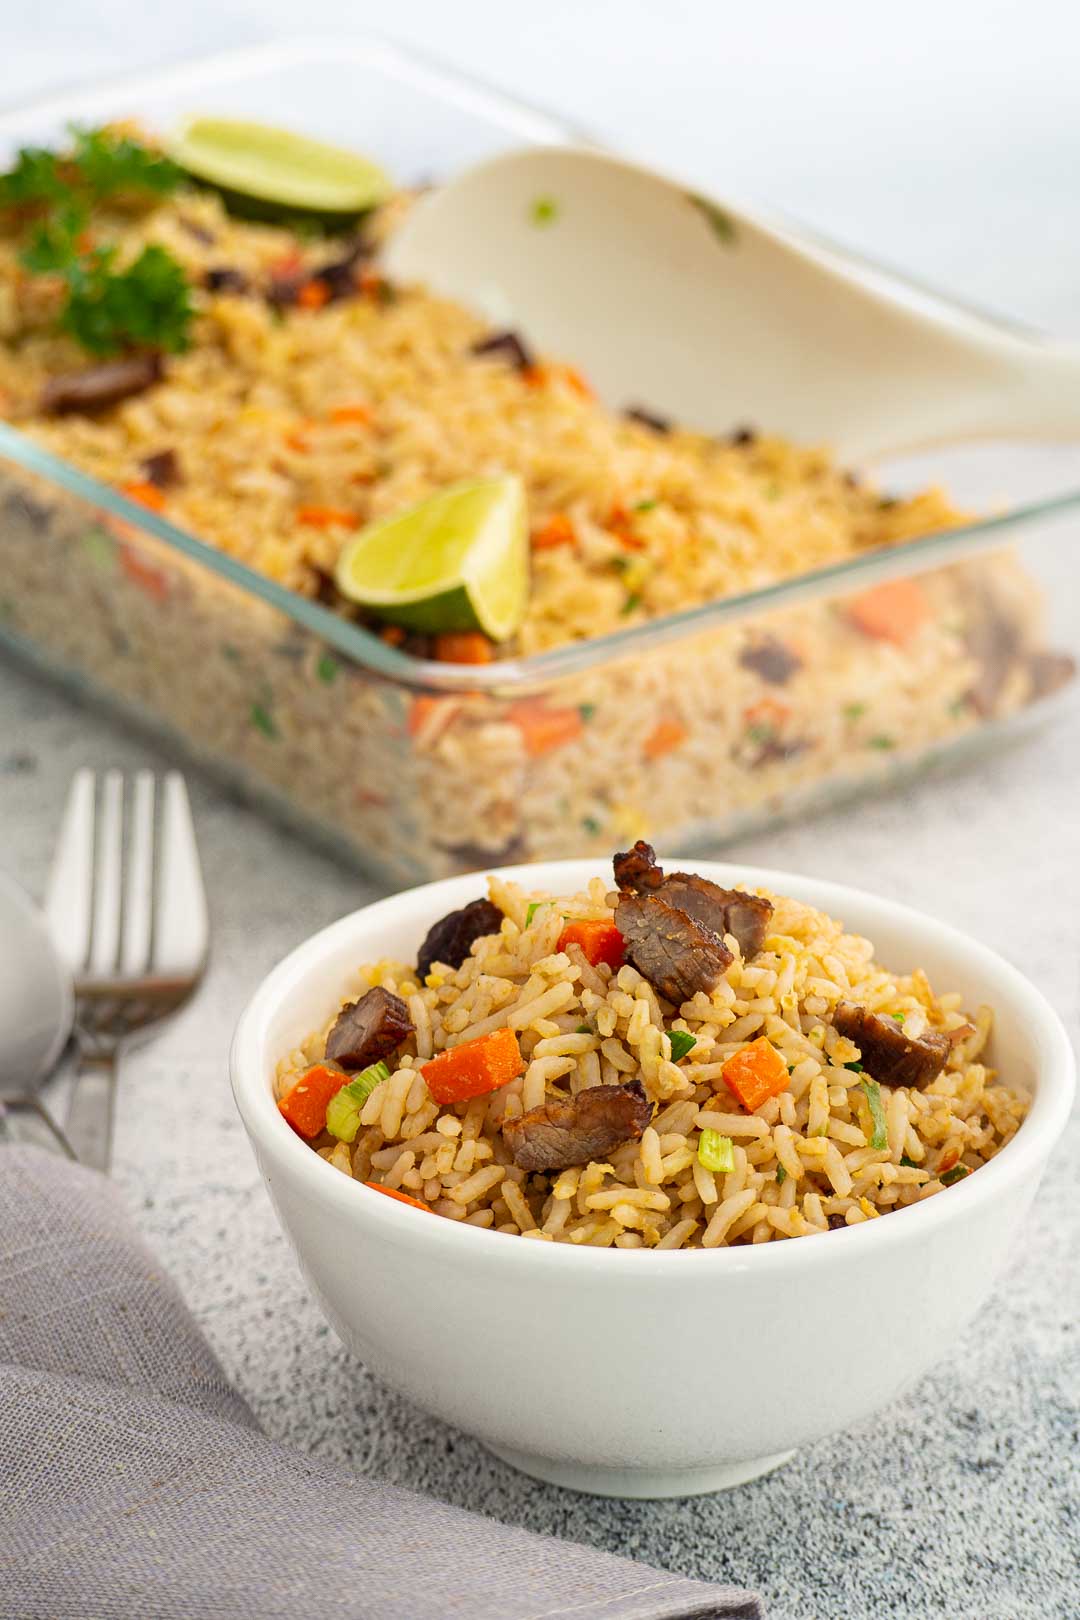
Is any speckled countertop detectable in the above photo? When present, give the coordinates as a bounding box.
[3,8,1080,1616]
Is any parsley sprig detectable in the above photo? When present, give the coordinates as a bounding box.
[1,126,192,357]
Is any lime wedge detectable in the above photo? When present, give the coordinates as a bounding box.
[169,117,391,220]
[334,477,529,641]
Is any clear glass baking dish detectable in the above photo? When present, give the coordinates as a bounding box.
[1,36,1077,886]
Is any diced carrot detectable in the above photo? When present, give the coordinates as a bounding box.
[557,919,625,970]
[359,268,388,299]
[297,278,330,310]
[119,545,170,602]
[643,717,688,759]
[119,480,167,513]
[422,1027,524,1105]
[560,364,594,400]
[283,430,311,453]
[269,250,304,276]
[532,512,576,550]
[278,1063,349,1139]
[364,1182,433,1212]
[720,1037,790,1113]
[606,503,645,551]
[743,698,792,730]
[937,1145,961,1174]
[433,631,495,664]
[329,404,373,426]
[506,699,584,758]
[408,694,444,736]
[845,578,930,646]
[296,505,358,529]
[522,363,547,389]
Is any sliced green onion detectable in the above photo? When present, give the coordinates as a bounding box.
[893,1011,906,1025]
[633,498,657,513]
[578,702,596,722]
[668,1030,697,1063]
[941,1164,970,1186]
[524,900,546,927]
[316,652,338,684]
[251,701,278,739]
[698,1129,734,1174]
[842,701,867,721]
[325,1060,390,1143]
[575,1022,592,1035]
[530,195,558,226]
[582,815,602,836]
[900,1154,918,1169]
[775,1165,787,1185]
[860,1078,888,1151]
[846,1060,864,1074]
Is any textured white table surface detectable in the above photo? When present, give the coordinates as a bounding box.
[3,6,1079,1617]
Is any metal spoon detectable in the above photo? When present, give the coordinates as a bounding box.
[0,871,75,1155]
[384,144,1080,461]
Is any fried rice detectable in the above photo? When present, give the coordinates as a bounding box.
[275,868,1027,1248]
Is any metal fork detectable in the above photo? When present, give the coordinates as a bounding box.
[44,768,209,1172]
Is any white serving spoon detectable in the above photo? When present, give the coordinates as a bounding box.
[384,144,1080,462]
[0,871,75,1155]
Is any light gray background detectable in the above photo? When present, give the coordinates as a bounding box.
[2,5,1078,1617]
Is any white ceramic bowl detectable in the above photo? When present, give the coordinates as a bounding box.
[231,860,1074,1498]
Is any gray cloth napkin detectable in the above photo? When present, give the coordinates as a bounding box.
[0,1147,764,1620]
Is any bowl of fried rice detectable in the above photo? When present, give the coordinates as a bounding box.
[231,853,1073,1497]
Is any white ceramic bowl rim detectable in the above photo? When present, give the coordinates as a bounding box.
[231,859,1075,1274]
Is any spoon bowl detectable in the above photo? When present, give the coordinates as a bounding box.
[384,144,1080,460]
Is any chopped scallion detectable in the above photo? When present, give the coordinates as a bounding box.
[251,702,278,739]
[325,1060,391,1143]
[842,701,867,721]
[530,195,558,226]
[941,1164,970,1186]
[578,702,596,722]
[316,652,338,684]
[668,1030,697,1063]
[698,1129,735,1174]
[582,815,602,836]
[900,1154,918,1168]
[524,900,546,927]
[775,1165,787,1185]
[846,1060,864,1074]
[633,498,657,513]
[860,1077,888,1151]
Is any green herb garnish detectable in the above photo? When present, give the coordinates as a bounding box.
[251,702,278,739]
[582,815,602,836]
[668,1030,697,1063]
[530,195,559,226]
[316,653,339,684]
[621,592,643,615]
[2,128,191,358]
[940,1165,970,1186]
[775,1165,788,1185]
[575,1022,592,1035]
[633,498,658,513]
[900,1154,918,1169]
[846,1061,864,1073]
[698,1130,735,1173]
[860,1077,888,1152]
[578,702,596,722]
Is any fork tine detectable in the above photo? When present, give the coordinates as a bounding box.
[120,771,155,978]
[154,773,208,976]
[88,769,124,979]
[44,767,96,974]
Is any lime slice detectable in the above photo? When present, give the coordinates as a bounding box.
[169,117,391,220]
[335,477,529,641]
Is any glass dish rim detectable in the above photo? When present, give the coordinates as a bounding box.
[2,32,1079,696]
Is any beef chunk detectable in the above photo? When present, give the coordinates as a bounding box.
[139,448,180,489]
[502,1080,654,1172]
[729,425,757,447]
[416,897,504,978]
[833,1001,950,1090]
[204,266,250,294]
[616,891,733,1005]
[827,1212,849,1230]
[324,986,413,1071]
[738,636,802,686]
[613,843,773,960]
[470,329,535,372]
[623,404,672,433]
[40,353,163,414]
[613,840,665,894]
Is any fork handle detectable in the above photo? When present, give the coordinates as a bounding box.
[65,1050,118,1173]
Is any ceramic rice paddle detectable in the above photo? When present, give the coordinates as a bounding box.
[383,144,1080,462]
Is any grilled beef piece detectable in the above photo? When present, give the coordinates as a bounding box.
[40,352,163,414]
[616,891,733,1005]
[470,329,535,372]
[204,265,250,294]
[613,842,773,960]
[738,636,802,686]
[503,1080,654,1172]
[623,404,672,433]
[662,875,773,959]
[613,840,666,894]
[729,424,757,446]
[324,986,413,1071]
[139,448,180,489]
[416,897,504,978]
[832,1001,950,1090]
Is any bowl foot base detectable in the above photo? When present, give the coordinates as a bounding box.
[485,1443,796,1498]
